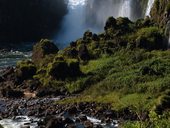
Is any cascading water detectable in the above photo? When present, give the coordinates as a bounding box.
[55,0,137,47]
[145,0,155,16]
[118,0,132,19]
[55,0,89,47]
[55,0,152,46]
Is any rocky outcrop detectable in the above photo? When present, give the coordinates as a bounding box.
[150,0,170,28]
[32,39,59,65]
[0,0,67,44]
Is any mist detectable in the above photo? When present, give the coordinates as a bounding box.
[55,0,101,48]
[54,0,148,48]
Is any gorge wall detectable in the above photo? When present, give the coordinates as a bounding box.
[0,0,67,43]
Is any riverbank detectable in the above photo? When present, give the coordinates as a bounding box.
[0,97,119,128]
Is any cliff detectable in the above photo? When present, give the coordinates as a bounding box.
[0,0,67,43]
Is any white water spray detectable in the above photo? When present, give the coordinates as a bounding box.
[55,0,95,47]
[145,0,155,16]
[55,0,154,47]
[118,0,132,18]
[55,0,134,46]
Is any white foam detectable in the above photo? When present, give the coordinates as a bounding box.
[0,116,39,128]
[69,0,87,9]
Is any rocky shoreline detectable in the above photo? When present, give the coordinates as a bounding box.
[0,97,120,128]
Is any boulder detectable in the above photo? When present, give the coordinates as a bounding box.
[45,117,64,128]
[136,27,167,50]
[48,61,68,80]
[1,87,24,98]
[48,58,81,80]
[32,39,59,65]
[104,16,116,30]
[78,44,90,61]
[16,60,36,82]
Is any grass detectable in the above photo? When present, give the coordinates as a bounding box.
[58,48,170,126]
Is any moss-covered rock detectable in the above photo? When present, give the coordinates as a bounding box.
[78,44,90,61]
[32,39,59,65]
[48,60,68,80]
[16,60,36,82]
[135,27,167,50]
[67,59,82,77]
[47,58,82,80]
[104,17,117,30]
[150,0,170,28]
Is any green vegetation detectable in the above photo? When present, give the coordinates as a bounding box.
[15,16,170,127]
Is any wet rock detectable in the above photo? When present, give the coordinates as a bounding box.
[1,87,24,98]
[0,76,4,82]
[21,126,30,128]
[67,106,77,116]
[1,67,14,79]
[79,115,87,122]
[66,124,77,128]
[46,117,64,128]
[84,120,93,128]
[64,117,74,124]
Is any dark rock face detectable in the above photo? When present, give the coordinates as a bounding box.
[0,0,67,44]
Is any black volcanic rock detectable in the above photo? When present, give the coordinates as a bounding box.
[0,0,68,43]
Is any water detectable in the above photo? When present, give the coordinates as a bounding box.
[0,50,31,69]
[145,0,155,16]
[55,0,134,47]
[0,116,118,128]
[118,0,132,19]
[55,0,102,48]
[55,0,152,46]
[0,0,156,67]
[0,116,39,128]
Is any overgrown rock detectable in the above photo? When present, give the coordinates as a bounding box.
[16,60,36,83]
[32,39,59,65]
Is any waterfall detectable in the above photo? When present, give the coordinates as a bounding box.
[118,0,132,19]
[86,0,134,27]
[145,0,155,16]
[55,0,151,46]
